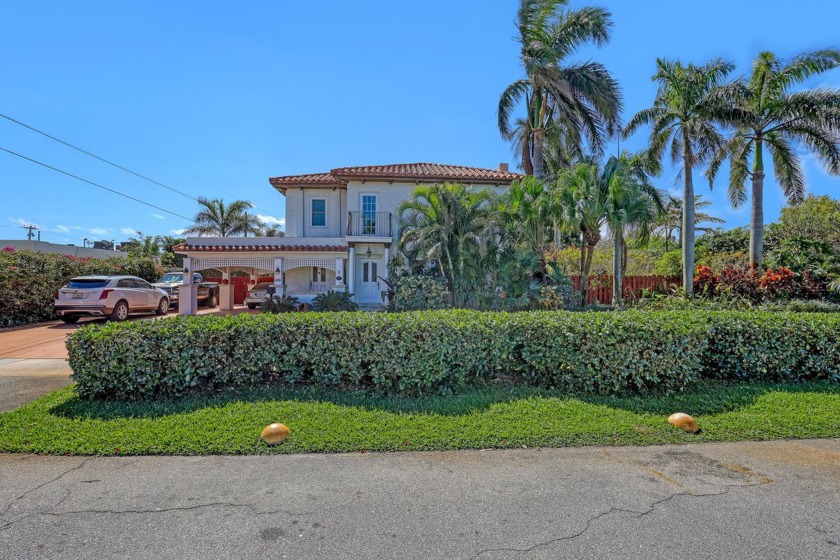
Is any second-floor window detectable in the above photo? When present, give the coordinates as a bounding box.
[311,198,326,227]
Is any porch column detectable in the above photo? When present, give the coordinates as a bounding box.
[274,257,284,297]
[347,247,355,299]
[220,269,234,311]
[384,246,390,281]
[180,257,198,316]
[334,257,346,290]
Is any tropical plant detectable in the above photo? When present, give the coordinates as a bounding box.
[255,224,285,237]
[603,154,664,304]
[707,50,840,268]
[259,294,300,314]
[498,0,621,177]
[625,58,735,294]
[183,197,261,237]
[398,183,494,307]
[124,235,162,259]
[312,290,358,312]
[556,160,605,300]
[656,195,725,251]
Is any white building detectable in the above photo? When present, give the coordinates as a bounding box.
[174,162,521,313]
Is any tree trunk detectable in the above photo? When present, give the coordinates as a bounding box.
[750,138,765,269]
[613,229,624,306]
[682,136,695,295]
[533,128,545,179]
[578,233,587,301]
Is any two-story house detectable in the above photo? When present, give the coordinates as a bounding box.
[174,163,521,313]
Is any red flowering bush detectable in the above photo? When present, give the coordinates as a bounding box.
[758,267,798,299]
[716,266,762,301]
[693,265,718,295]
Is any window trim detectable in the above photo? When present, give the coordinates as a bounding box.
[310,197,327,228]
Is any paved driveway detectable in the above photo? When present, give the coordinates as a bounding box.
[1,439,838,559]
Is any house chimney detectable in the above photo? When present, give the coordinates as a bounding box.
[498,163,509,172]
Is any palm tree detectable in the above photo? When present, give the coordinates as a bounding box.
[183,197,261,237]
[707,49,840,268]
[556,160,606,300]
[624,58,734,294]
[498,0,621,178]
[397,183,494,307]
[256,225,285,237]
[657,195,725,251]
[603,154,664,304]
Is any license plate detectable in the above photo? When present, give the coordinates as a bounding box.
[72,293,85,299]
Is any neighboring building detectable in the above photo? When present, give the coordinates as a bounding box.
[174,163,521,312]
[1,240,127,258]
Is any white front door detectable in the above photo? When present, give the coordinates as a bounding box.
[358,259,380,303]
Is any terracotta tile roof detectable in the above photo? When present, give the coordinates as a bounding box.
[173,243,347,252]
[269,172,338,188]
[330,163,523,183]
[269,163,522,192]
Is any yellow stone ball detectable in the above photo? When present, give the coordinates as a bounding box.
[260,423,291,445]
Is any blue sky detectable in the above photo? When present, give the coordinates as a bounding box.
[2,0,839,245]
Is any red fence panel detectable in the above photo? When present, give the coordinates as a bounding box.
[571,275,680,305]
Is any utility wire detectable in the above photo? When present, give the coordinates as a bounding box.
[0,146,193,222]
[0,112,199,201]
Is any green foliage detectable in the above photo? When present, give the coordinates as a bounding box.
[655,250,682,276]
[768,195,840,254]
[312,290,358,312]
[67,310,840,401]
[259,295,299,314]
[0,248,164,327]
[696,227,750,254]
[388,274,449,312]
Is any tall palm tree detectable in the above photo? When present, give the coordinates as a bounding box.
[657,195,725,251]
[624,58,734,294]
[398,183,494,307]
[603,154,664,304]
[707,49,840,268]
[183,197,260,237]
[498,0,621,178]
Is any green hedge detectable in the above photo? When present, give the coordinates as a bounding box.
[66,310,840,400]
[0,249,163,327]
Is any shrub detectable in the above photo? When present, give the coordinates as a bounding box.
[655,251,682,277]
[388,275,449,312]
[67,310,840,401]
[0,249,163,328]
[312,290,358,312]
[260,295,299,313]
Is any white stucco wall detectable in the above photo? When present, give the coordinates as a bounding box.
[285,266,336,293]
[283,187,347,238]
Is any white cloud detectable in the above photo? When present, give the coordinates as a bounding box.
[89,227,110,236]
[170,228,187,235]
[120,227,139,236]
[152,214,166,220]
[11,217,39,228]
[55,225,70,234]
[255,214,285,227]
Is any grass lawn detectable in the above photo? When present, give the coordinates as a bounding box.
[0,382,838,455]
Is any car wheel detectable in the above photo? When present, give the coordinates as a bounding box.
[247,303,256,310]
[110,300,129,321]
[59,315,80,324]
[206,292,218,308]
[155,297,169,315]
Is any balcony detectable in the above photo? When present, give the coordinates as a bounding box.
[347,211,392,237]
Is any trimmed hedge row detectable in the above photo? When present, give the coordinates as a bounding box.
[66,311,840,400]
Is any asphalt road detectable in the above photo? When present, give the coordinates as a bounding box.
[1,439,838,559]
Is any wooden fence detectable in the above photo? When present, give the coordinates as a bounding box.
[204,275,274,305]
[571,275,680,305]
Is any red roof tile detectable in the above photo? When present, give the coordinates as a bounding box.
[173,243,347,252]
[331,163,522,183]
[269,163,522,192]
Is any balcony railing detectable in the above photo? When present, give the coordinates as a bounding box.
[347,211,392,237]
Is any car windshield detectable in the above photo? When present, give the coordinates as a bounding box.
[253,283,272,290]
[67,279,109,289]
[160,273,183,283]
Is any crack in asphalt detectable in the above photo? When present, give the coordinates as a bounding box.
[470,482,770,559]
[41,502,320,518]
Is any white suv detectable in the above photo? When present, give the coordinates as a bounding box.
[54,275,169,323]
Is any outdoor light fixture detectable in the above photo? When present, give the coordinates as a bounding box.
[275,267,281,274]
[183,268,189,273]
[366,246,372,257]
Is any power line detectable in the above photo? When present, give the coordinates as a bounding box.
[0,111,199,202]
[0,146,193,222]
